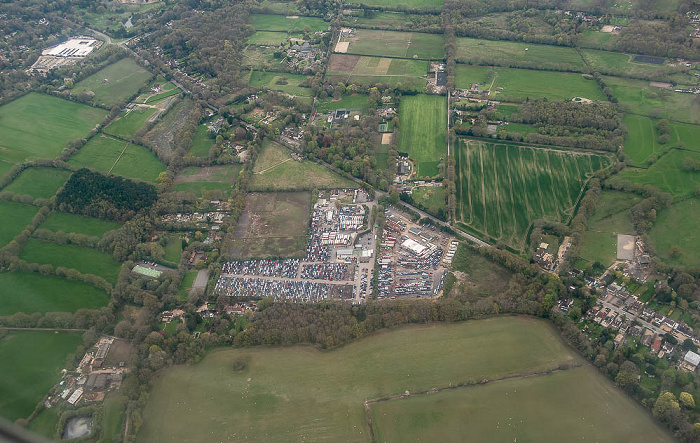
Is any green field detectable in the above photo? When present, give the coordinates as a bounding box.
[104,107,157,139]
[342,12,432,30]
[137,317,627,442]
[371,365,672,442]
[0,271,110,316]
[40,212,121,238]
[411,186,445,218]
[0,93,107,164]
[27,406,60,439]
[342,29,444,59]
[72,58,152,106]
[327,54,428,88]
[0,330,82,421]
[69,134,165,183]
[0,201,38,248]
[187,124,215,158]
[316,94,371,113]
[247,31,290,46]
[455,139,610,250]
[344,0,443,9]
[577,191,642,267]
[454,65,606,102]
[250,140,356,191]
[20,239,121,284]
[248,71,313,97]
[162,234,184,264]
[618,149,700,200]
[623,114,700,166]
[100,394,127,443]
[173,164,243,197]
[178,270,198,301]
[578,49,692,81]
[3,168,71,199]
[134,77,181,104]
[455,38,586,72]
[249,14,328,32]
[604,76,700,124]
[398,95,446,178]
[649,199,700,269]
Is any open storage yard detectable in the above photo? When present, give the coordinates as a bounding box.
[71,58,152,107]
[0,93,107,164]
[137,317,670,442]
[455,139,610,250]
[398,94,446,178]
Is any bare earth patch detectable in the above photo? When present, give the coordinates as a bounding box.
[335,41,349,53]
[381,133,392,145]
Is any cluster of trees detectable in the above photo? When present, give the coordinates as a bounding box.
[342,9,442,33]
[616,19,700,59]
[56,169,158,222]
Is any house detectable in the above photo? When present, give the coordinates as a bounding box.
[641,329,656,346]
[651,338,662,353]
[680,350,700,372]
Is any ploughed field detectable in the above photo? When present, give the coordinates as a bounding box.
[455,139,610,250]
[137,317,670,442]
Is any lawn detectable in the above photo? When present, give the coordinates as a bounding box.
[326,54,428,89]
[247,31,290,46]
[138,317,582,442]
[39,212,121,238]
[71,58,152,106]
[455,37,586,72]
[455,139,610,250]
[3,168,71,199]
[454,65,605,102]
[69,134,165,183]
[0,271,110,316]
[623,114,700,166]
[249,14,328,32]
[187,125,216,158]
[178,270,198,301]
[0,93,107,164]
[603,76,700,124]
[0,330,82,421]
[316,94,371,113]
[20,239,121,284]
[343,29,444,59]
[250,140,356,191]
[649,199,700,269]
[617,149,700,200]
[230,192,311,259]
[104,107,157,139]
[371,366,672,443]
[248,71,313,97]
[398,94,446,178]
[0,201,38,248]
[162,234,184,264]
[173,164,243,197]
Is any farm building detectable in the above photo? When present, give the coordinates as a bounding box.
[681,351,700,372]
[43,37,99,57]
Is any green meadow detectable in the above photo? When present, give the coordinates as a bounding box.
[398,94,446,178]
[172,164,243,197]
[617,149,700,200]
[248,71,313,97]
[0,271,110,316]
[71,57,152,106]
[649,199,700,269]
[326,54,428,88]
[249,14,328,32]
[0,93,107,164]
[4,168,72,199]
[39,211,121,237]
[623,114,700,166]
[104,107,157,139]
[0,201,38,248]
[343,29,444,59]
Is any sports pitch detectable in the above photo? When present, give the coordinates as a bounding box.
[398,94,446,178]
[71,57,152,106]
[0,93,107,164]
[455,139,610,250]
[137,317,669,442]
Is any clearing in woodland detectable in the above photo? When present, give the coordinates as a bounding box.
[455,139,611,250]
[136,317,670,442]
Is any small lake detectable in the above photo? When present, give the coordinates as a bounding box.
[62,416,92,440]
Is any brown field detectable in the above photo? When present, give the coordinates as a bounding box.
[328,54,360,72]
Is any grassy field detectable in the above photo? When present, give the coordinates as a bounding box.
[162,234,184,264]
[447,243,513,299]
[3,168,71,199]
[455,38,586,72]
[603,76,700,124]
[178,270,198,301]
[649,199,700,269]
[579,49,678,79]
[247,31,290,46]
[20,239,121,284]
[344,0,443,8]
[104,107,157,139]
[69,134,165,183]
[249,13,328,32]
[0,201,38,248]
[138,317,586,442]
[316,94,371,113]
[411,186,445,218]
[40,212,121,237]
[0,330,82,421]
[187,125,216,158]
[342,29,444,59]
[100,394,127,443]
[455,139,610,250]
[250,140,355,191]
[230,192,311,259]
[71,58,152,106]
[623,114,700,166]
[617,149,700,200]
[326,54,428,88]
[577,191,641,267]
[0,271,110,316]
[398,95,446,178]
[371,365,672,443]
[454,65,605,102]
[0,93,107,164]
[173,164,243,197]
[134,77,180,104]
[342,12,433,30]
[248,71,313,97]
[27,406,60,439]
